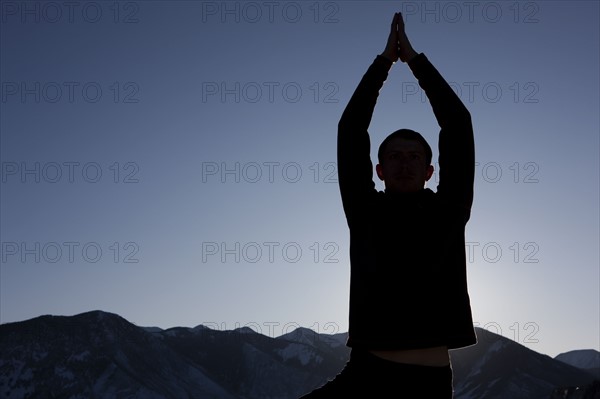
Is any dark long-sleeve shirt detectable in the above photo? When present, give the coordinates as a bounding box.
[337,53,477,350]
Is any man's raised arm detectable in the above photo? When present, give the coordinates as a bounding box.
[399,13,475,219]
[337,14,400,225]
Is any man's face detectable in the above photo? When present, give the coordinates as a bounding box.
[376,138,434,193]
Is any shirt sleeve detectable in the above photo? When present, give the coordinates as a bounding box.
[408,53,475,222]
[337,55,393,226]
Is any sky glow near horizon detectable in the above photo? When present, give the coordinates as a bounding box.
[0,1,599,358]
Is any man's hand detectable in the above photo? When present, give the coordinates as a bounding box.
[380,12,418,64]
[381,12,400,63]
[397,12,419,63]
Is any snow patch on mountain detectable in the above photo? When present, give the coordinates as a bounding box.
[54,365,74,380]
[69,350,90,362]
[31,351,47,362]
[277,343,323,366]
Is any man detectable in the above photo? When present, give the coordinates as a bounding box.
[300,12,476,398]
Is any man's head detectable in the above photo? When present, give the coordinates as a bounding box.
[376,129,434,193]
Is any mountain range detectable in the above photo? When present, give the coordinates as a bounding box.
[0,310,598,398]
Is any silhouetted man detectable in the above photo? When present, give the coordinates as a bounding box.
[300,12,476,398]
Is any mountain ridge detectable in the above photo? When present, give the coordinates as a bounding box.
[1,310,598,399]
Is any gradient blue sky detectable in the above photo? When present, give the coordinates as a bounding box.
[1,1,598,358]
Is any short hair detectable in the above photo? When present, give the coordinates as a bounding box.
[377,129,433,166]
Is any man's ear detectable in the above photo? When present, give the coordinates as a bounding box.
[375,164,385,181]
[425,164,434,181]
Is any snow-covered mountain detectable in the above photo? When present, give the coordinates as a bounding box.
[0,311,236,399]
[0,311,349,398]
[0,310,597,398]
[550,350,600,399]
[449,329,598,399]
